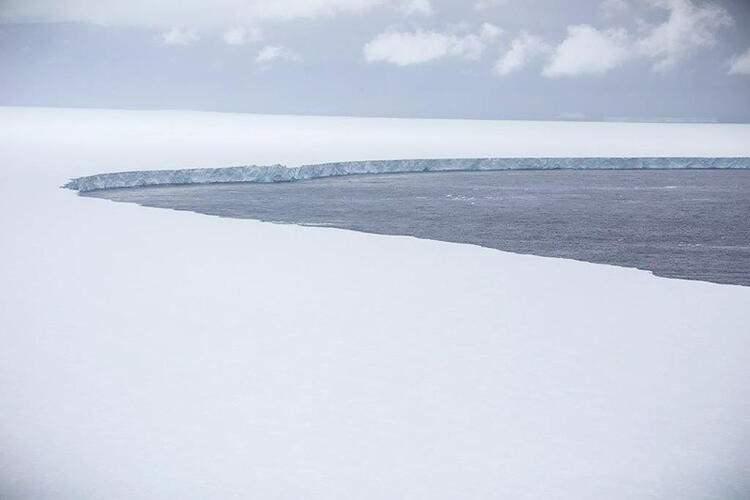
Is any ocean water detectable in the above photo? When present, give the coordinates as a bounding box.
[85,170,750,286]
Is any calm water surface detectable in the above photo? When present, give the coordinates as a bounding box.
[86,170,750,286]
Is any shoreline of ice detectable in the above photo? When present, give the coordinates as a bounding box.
[63,157,750,192]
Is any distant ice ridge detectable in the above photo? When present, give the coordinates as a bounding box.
[63,157,750,192]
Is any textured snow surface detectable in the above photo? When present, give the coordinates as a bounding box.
[64,157,750,192]
[2,107,750,500]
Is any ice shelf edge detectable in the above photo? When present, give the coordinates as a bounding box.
[63,157,750,192]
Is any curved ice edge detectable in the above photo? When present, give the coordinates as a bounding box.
[63,157,750,192]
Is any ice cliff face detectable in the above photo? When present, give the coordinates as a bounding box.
[63,157,750,192]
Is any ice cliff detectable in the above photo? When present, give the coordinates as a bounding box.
[63,157,750,192]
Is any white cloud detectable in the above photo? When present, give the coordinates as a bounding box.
[729,47,750,76]
[400,0,433,16]
[161,27,199,46]
[255,45,301,64]
[543,25,631,77]
[222,27,262,46]
[364,31,465,66]
[637,0,733,71]
[364,24,501,66]
[494,32,549,76]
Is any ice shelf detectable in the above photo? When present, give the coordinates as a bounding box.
[64,157,750,192]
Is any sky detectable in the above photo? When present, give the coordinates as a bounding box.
[1,0,749,122]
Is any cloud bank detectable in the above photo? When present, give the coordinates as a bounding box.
[0,0,739,78]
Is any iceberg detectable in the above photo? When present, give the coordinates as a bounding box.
[63,157,750,192]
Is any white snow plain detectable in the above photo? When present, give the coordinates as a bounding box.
[2,107,750,499]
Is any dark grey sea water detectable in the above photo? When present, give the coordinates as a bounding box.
[85,170,750,286]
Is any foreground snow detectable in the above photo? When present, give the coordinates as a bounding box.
[2,107,750,499]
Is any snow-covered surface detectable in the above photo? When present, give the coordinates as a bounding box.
[2,107,750,499]
[65,157,750,192]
